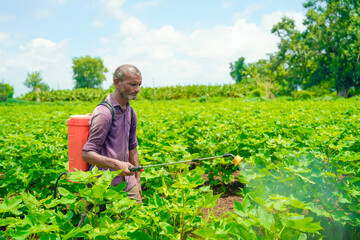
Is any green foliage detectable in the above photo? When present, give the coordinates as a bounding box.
[24,71,50,92]
[270,0,360,97]
[229,0,360,98]
[230,57,247,83]
[303,0,360,97]
[72,56,108,89]
[0,167,224,239]
[20,88,112,102]
[20,84,259,102]
[1,97,360,238]
[291,90,315,99]
[19,83,345,103]
[0,82,14,102]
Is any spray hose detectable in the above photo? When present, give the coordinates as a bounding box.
[129,153,242,172]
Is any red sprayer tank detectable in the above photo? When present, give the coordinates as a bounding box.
[67,114,92,172]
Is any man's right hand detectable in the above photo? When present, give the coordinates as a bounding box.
[115,161,134,176]
[82,151,134,176]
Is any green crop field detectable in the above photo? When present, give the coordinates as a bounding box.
[1,96,360,239]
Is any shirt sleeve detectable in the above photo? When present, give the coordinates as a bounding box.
[128,108,138,150]
[82,108,112,153]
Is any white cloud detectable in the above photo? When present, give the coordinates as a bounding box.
[187,19,277,62]
[262,10,306,32]
[1,38,72,96]
[93,20,104,27]
[102,0,126,20]
[133,0,158,11]
[102,16,280,88]
[32,8,51,19]
[121,17,147,36]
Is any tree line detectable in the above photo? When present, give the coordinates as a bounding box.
[230,0,360,98]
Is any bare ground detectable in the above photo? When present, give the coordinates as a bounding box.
[201,170,244,218]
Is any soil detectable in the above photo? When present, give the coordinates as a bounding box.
[201,170,244,218]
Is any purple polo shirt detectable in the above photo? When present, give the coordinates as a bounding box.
[82,94,138,191]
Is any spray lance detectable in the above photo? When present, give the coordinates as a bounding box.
[128,153,244,172]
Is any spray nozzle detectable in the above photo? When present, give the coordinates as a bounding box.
[232,155,243,166]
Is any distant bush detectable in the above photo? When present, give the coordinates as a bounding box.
[20,88,112,102]
[306,81,334,97]
[19,83,349,102]
[20,84,259,102]
[349,87,360,97]
[291,90,315,99]
[0,83,14,102]
[250,89,262,97]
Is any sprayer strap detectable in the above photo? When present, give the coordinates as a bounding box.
[98,100,116,121]
[98,100,134,122]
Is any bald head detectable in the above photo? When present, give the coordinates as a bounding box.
[113,64,141,82]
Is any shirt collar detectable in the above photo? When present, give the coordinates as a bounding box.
[106,93,129,112]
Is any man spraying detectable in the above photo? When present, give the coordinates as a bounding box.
[78,64,142,226]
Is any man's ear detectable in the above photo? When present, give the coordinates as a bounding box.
[113,78,120,86]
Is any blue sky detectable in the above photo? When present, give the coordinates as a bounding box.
[0,0,306,96]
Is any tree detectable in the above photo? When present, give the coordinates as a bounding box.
[24,71,50,92]
[0,82,14,102]
[230,57,247,83]
[245,58,279,98]
[72,56,108,89]
[272,0,360,97]
[271,17,316,92]
[303,0,360,97]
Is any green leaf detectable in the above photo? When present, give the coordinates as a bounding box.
[62,225,91,239]
[0,196,23,215]
[203,192,221,208]
[287,217,322,233]
[159,222,174,236]
[58,187,71,197]
[127,230,151,240]
[290,199,306,209]
[153,193,166,208]
[39,234,58,240]
[0,217,18,227]
[193,227,217,238]
[257,207,275,230]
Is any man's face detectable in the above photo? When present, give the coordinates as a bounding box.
[116,72,142,101]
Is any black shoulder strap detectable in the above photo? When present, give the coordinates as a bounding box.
[98,100,116,121]
[98,100,134,122]
[130,106,134,119]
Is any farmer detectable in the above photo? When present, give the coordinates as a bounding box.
[78,64,142,226]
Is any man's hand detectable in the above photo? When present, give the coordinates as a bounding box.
[114,161,135,176]
[82,151,135,176]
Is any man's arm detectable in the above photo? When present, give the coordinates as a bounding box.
[128,147,142,194]
[82,151,134,176]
